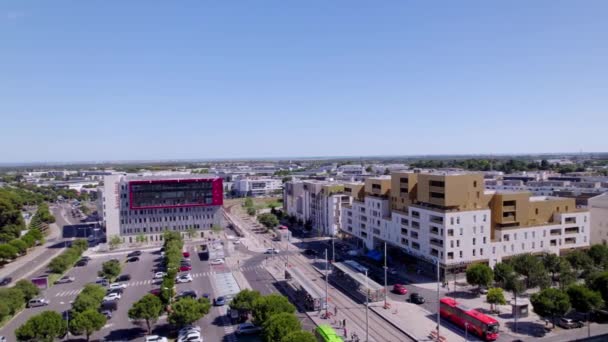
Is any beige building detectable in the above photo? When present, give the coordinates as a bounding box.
[589,193,608,245]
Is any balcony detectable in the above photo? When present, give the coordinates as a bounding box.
[565,227,579,235]
[429,239,444,247]
[430,216,444,225]
[503,205,516,212]
[550,229,562,236]
[430,227,440,236]
[565,238,576,245]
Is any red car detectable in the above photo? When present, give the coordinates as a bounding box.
[149,288,161,296]
[179,265,192,272]
[393,284,408,295]
[183,251,190,258]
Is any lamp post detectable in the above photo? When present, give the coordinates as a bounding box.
[464,322,469,341]
[365,269,369,342]
[436,261,441,341]
[383,242,388,308]
[324,249,329,317]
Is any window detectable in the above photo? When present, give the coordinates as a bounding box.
[474,181,478,187]
[532,242,535,249]
[447,252,454,260]
[459,251,463,258]
[483,214,487,222]
[450,217,454,225]
[430,192,445,199]
[450,241,454,248]
[521,243,524,250]
[473,215,477,223]
[472,238,476,246]
[511,244,514,252]
[541,241,544,248]
[412,242,420,250]
[459,228,463,236]
[472,249,476,256]
[483,237,486,244]
[401,218,409,226]
[492,246,496,254]
[447,229,454,237]
[473,226,476,234]
[430,180,445,187]
[514,233,517,240]
[503,234,510,242]
[481,226,484,234]
[457,217,460,224]
[524,232,528,239]
[456,240,460,247]
[480,248,483,255]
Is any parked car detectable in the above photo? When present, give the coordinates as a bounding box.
[557,318,584,329]
[235,322,262,335]
[108,283,127,290]
[154,272,167,279]
[149,288,161,296]
[214,296,227,306]
[103,293,121,302]
[0,277,12,286]
[95,278,109,286]
[409,293,425,304]
[265,248,280,254]
[210,258,224,265]
[179,265,192,272]
[75,259,88,267]
[100,310,113,319]
[178,326,202,342]
[176,274,193,283]
[116,274,131,282]
[106,288,124,296]
[127,251,142,257]
[393,284,408,295]
[145,336,168,342]
[127,257,139,263]
[177,290,197,299]
[55,276,75,284]
[303,249,317,256]
[183,251,190,258]
[27,298,49,308]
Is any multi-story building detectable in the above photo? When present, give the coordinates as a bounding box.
[589,193,608,245]
[283,180,352,236]
[233,177,282,197]
[341,171,590,278]
[98,174,223,243]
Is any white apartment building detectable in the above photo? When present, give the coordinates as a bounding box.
[589,193,608,245]
[233,177,282,197]
[98,174,223,243]
[283,180,352,236]
[341,172,590,278]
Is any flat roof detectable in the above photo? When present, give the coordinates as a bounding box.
[332,262,384,291]
[286,267,325,299]
[124,174,218,181]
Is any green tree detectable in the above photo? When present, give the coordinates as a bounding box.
[0,302,9,321]
[244,198,254,208]
[542,253,561,283]
[281,330,316,342]
[511,253,550,288]
[486,287,507,313]
[230,289,262,317]
[247,207,256,216]
[252,293,296,326]
[186,227,197,239]
[128,294,164,334]
[98,259,121,282]
[558,259,577,290]
[258,213,279,229]
[14,279,40,302]
[0,243,18,261]
[135,234,148,244]
[262,312,301,342]
[588,244,608,269]
[567,284,603,314]
[108,235,122,250]
[466,263,493,291]
[168,297,211,327]
[72,239,88,252]
[160,277,175,305]
[587,271,608,304]
[15,310,67,342]
[69,309,107,341]
[73,284,105,313]
[530,288,571,327]
[0,288,25,315]
[9,239,28,255]
[566,250,593,275]
[211,224,223,233]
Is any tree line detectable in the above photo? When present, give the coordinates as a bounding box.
[409,158,604,174]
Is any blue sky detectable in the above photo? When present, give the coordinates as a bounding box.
[1,1,607,163]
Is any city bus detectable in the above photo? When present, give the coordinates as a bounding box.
[314,324,343,342]
[439,297,500,341]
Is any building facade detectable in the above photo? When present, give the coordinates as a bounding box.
[341,171,590,277]
[99,174,223,243]
[589,193,608,245]
[283,180,352,236]
[233,177,282,197]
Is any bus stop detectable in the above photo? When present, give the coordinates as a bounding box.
[285,266,327,311]
[331,262,384,303]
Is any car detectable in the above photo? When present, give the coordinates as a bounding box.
[177,332,202,342]
[0,336,6,342]
[210,258,224,265]
[265,248,280,254]
[145,336,168,342]
[55,276,75,284]
[304,249,317,256]
[214,296,226,306]
[154,272,167,279]
[149,288,161,296]
[178,325,201,336]
[62,310,74,321]
[75,260,89,267]
[180,260,192,266]
[127,257,139,262]
[179,265,192,272]
[177,290,197,299]
[202,293,211,299]
[0,277,12,286]
[236,322,262,335]
[108,283,127,290]
[183,251,190,258]
[100,310,113,319]
[478,287,489,294]
[393,284,408,295]
[103,293,121,301]
[81,256,92,261]
[409,293,425,304]
[116,274,131,282]
[107,288,124,296]
[557,318,584,329]
[127,251,142,257]
[176,274,193,283]
[27,298,49,308]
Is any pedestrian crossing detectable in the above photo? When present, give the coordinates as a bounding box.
[55,289,83,297]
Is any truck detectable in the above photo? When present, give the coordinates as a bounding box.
[199,244,209,260]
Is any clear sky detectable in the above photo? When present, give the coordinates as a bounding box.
[1,1,607,163]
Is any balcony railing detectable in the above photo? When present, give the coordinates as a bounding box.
[429,240,444,247]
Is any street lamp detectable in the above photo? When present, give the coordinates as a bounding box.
[464,322,468,341]
[365,269,369,342]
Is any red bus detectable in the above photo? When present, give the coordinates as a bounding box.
[439,298,499,341]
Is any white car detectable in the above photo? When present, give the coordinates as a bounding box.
[178,325,201,336]
[154,272,167,279]
[55,276,75,284]
[103,293,121,301]
[176,274,193,283]
[210,258,224,265]
[265,248,280,254]
[108,283,127,290]
[177,332,202,342]
[145,336,168,342]
[236,322,262,335]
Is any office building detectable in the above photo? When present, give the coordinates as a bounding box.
[233,177,282,197]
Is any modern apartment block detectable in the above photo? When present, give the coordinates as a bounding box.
[283,180,352,236]
[589,193,608,245]
[98,174,223,243]
[341,171,590,277]
[233,177,282,197]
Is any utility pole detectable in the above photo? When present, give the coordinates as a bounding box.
[325,249,329,317]
[365,268,369,342]
[383,242,388,308]
[436,261,441,341]
[332,236,335,263]
[464,322,468,342]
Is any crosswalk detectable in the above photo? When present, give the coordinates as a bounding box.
[54,265,264,297]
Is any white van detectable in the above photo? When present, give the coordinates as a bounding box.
[27,298,49,308]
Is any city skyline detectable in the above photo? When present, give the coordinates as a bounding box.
[2,1,607,162]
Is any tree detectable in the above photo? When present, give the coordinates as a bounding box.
[244,198,254,208]
[72,239,88,252]
[15,310,67,342]
[108,235,122,250]
[128,294,164,334]
[230,289,262,317]
[0,243,18,261]
[542,253,561,283]
[14,279,40,301]
[494,262,513,287]
[558,259,577,290]
[566,250,593,275]
[281,330,316,342]
[258,213,279,229]
[587,271,608,304]
[160,277,175,305]
[9,239,28,255]
[135,234,148,244]
[69,309,107,341]
[168,297,211,327]
[510,253,550,288]
[98,259,121,282]
[186,227,197,239]
[73,284,105,313]
[262,312,301,342]
[567,284,604,314]
[0,288,25,315]
[486,288,507,313]
[466,264,493,291]
[588,244,608,269]
[365,165,373,173]
[247,207,256,216]
[252,294,296,326]
[530,288,571,327]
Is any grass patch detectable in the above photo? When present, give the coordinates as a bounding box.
[48,273,62,286]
